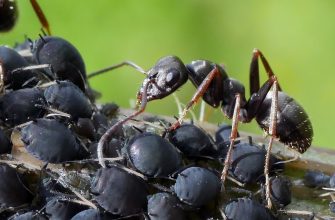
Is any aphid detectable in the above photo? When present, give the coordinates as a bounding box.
[173,166,221,207]
[45,197,88,220]
[32,36,87,91]
[224,197,276,220]
[168,123,217,159]
[20,118,88,163]
[215,123,240,148]
[0,163,33,208]
[0,46,38,90]
[147,192,187,220]
[124,132,182,177]
[9,211,48,220]
[219,140,283,184]
[91,166,148,216]
[0,87,46,126]
[304,170,330,188]
[43,81,93,119]
[262,176,292,209]
[71,209,114,220]
[0,0,50,34]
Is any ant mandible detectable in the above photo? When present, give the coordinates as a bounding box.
[90,49,313,209]
[0,0,51,34]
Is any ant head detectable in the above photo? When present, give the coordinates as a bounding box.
[137,56,188,102]
[222,78,247,106]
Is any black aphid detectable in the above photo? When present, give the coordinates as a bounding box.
[45,197,88,220]
[124,132,182,177]
[173,166,221,207]
[21,118,87,163]
[0,88,46,126]
[148,192,187,220]
[91,166,148,216]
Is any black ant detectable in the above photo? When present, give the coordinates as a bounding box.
[0,0,51,34]
[90,49,313,209]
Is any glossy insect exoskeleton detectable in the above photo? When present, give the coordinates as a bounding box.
[91,166,148,216]
[0,127,11,154]
[89,138,122,159]
[73,117,96,141]
[304,170,330,188]
[100,102,119,119]
[9,211,48,220]
[147,192,187,220]
[0,46,38,90]
[168,123,217,158]
[20,118,88,163]
[224,197,276,220]
[0,87,46,126]
[0,164,32,207]
[262,176,292,208]
[0,0,50,34]
[0,0,18,32]
[45,197,88,220]
[32,36,87,91]
[173,166,221,207]
[124,133,182,177]
[219,140,283,184]
[43,81,92,119]
[71,209,115,220]
[215,123,240,148]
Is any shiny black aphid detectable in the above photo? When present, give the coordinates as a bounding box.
[304,170,330,188]
[32,36,87,91]
[224,197,276,220]
[148,192,187,220]
[215,123,240,148]
[124,132,182,177]
[91,166,148,216]
[44,81,92,119]
[263,176,292,208]
[21,118,87,163]
[71,209,114,220]
[45,197,88,220]
[9,211,48,220]
[0,46,37,90]
[173,166,221,207]
[168,123,217,158]
[0,164,32,207]
[0,88,46,126]
[222,141,282,184]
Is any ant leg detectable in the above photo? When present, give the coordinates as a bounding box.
[220,94,241,186]
[250,49,282,95]
[97,79,154,167]
[168,67,220,131]
[30,0,51,35]
[264,79,279,209]
[87,61,146,79]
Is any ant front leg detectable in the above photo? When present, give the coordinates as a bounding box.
[168,67,220,131]
[220,94,241,187]
[97,78,153,167]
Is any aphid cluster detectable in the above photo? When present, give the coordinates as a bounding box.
[1,0,330,219]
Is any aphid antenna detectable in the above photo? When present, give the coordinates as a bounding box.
[17,49,33,58]
[37,80,58,88]
[227,176,245,187]
[219,208,228,220]
[199,100,206,122]
[87,60,147,79]
[34,104,72,118]
[109,163,148,181]
[274,153,299,165]
[151,183,173,193]
[229,186,254,196]
[172,93,183,117]
[277,209,316,218]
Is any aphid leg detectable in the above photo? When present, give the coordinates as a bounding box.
[264,79,279,209]
[168,67,220,131]
[30,0,51,35]
[220,94,241,186]
[87,61,146,79]
[97,79,153,167]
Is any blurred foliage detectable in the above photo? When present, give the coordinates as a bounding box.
[1,0,334,148]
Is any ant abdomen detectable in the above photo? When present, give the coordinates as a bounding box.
[256,91,313,153]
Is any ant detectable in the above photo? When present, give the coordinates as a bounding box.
[0,0,51,34]
[90,49,313,209]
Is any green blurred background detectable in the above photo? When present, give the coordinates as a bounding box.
[1,0,333,149]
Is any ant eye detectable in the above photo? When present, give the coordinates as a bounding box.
[165,69,180,87]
